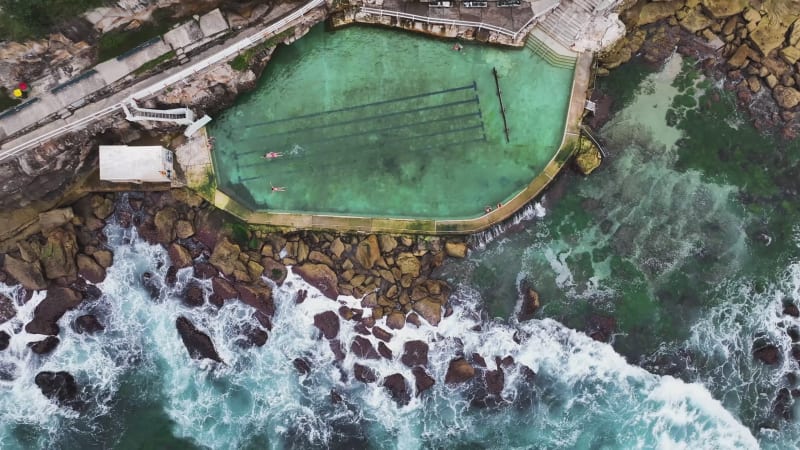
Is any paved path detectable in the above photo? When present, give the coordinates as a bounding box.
[0,0,325,164]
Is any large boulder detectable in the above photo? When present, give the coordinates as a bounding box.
[517,283,540,321]
[401,340,429,367]
[209,238,242,276]
[395,253,421,277]
[261,257,287,285]
[154,207,178,244]
[637,1,682,26]
[350,336,379,359]
[314,311,340,339]
[39,228,78,280]
[412,366,435,396]
[444,242,468,258]
[355,235,382,269]
[92,250,113,268]
[382,373,410,405]
[182,282,205,307]
[294,264,339,299]
[412,298,442,326]
[0,294,16,324]
[386,311,405,330]
[353,363,377,383]
[25,287,83,335]
[211,277,238,303]
[3,255,47,290]
[38,208,74,233]
[168,243,193,269]
[773,85,800,109]
[445,357,476,384]
[701,0,747,18]
[751,18,793,56]
[77,254,106,283]
[753,343,781,365]
[235,283,274,316]
[28,336,59,354]
[35,371,78,406]
[378,235,397,253]
[74,314,104,334]
[175,316,223,363]
[0,331,9,351]
[175,220,195,239]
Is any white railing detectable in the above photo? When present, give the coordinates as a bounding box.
[0,0,325,162]
[359,2,560,41]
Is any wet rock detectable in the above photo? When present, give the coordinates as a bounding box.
[77,254,106,283]
[329,339,346,361]
[330,389,343,404]
[378,235,397,253]
[25,287,83,335]
[354,323,371,335]
[395,253,420,277]
[382,373,410,405]
[471,353,487,368]
[293,357,311,375]
[183,282,205,307]
[142,272,161,299]
[294,263,339,299]
[165,266,178,287]
[209,238,242,276]
[378,341,393,359]
[35,371,78,406]
[0,331,9,351]
[239,325,268,347]
[484,368,504,396]
[3,255,47,290]
[386,311,405,330]
[406,312,421,327]
[175,316,223,363]
[211,277,237,302]
[295,289,308,304]
[372,326,392,342]
[518,281,540,321]
[412,298,442,326]
[401,340,429,367]
[261,257,287,285]
[235,283,274,316]
[168,243,193,269]
[29,336,60,354]
[74,314,104,334]
[350,336,379,359]
[154,207,178,244]
[92,249,113,268]
[496,356,514,368]
[586,315,616,342]
[444,241,468,258]
[353,363,377,383]
[519,365,537,383]
[445,357,475,384]
[0,361,14,380]
[753,343,781,365]
[412,366,435,396]
[784,303,800,317]
[314,311,340,340]
[0,294,16,324]
[193,262,218,279]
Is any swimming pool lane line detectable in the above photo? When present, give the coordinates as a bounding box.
[240,82,477,129]
[239,97,481,144]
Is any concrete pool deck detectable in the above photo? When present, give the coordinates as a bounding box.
[183,49,591,235]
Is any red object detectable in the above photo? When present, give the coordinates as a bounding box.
[18,82,28,91]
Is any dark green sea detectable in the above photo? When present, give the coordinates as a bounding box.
[1,47,799,448]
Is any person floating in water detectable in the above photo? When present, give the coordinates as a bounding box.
[263,152,283,159]
[453,43,463,52]
[485,206,493,214]
[271,183,286,192]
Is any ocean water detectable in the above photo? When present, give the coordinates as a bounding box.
[2,51,800,448]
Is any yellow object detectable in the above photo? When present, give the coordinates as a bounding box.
[12,88,22,98]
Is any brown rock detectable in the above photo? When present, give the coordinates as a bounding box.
[175,316,223,363]
[330,238,345,258]
[314,311,340,339]
[518,285,540,321]
[261,257,287,285]
[77,254,106,283]
[295,263,339,299]
[378,235,397,253]
[406,312,421,327]
[753,344,781,365]
[637,1,682,26]
[412,366,435,395]
[193,262,218,279]
[401,340,429,367]
[472,353,487,368]
[378,341,393,359]
[445,357,476,384]
[308,250,334,267]
[175,220,195,239]
[211,277,237,301]
[351,336,380,359]
[182,282,205,307]
[29,336,60,354]
[773,85,800,109]
[353,363,377,383]
[168,243,193,269]
[39,208,74,233]
[372,326,392,342]
[679,9,712,33]
[235,283,274,316]
[3,255,46,290]
[354,235,382,270]
[747,76,762,93]
[700,0,747,19]
[382,373,410,405]
[91,195,114,220]
[0,295,16,324]
[728,44,756,68]
[412,298,442,326]
[386,311,405,330]
[154,207,178,244]
[209,238,241,276]
[396,253,420,277]
[40,228,78,280]
[92,250,113,268]
[361,292,378,308]
[25,287,83,335]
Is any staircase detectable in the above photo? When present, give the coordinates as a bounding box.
[525,34,576,69]
[535,0,613,49]
[122,102,195,125]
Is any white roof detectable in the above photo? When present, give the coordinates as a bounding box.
[99,145,172,183]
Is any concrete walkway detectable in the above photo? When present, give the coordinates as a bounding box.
[0,0,325,164]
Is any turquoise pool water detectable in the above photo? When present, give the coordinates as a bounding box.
[209,25,574,219]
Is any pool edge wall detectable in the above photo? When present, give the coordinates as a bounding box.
[199,51,592,235]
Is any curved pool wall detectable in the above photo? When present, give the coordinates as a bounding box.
[207,24,581,227]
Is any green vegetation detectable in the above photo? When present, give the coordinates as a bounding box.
[0,0,106,40]
[228,28,295,72]
[227,220,251,246]
[0,88,22,112]
[133,50,176,76]
[195,167,217,200]
[97,10,174,62]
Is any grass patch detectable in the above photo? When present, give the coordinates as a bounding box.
[97,11,174,62]
[0,88,22,113]
[229,27,295,71]
[0,0,106,40]
[133,50,176,76]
